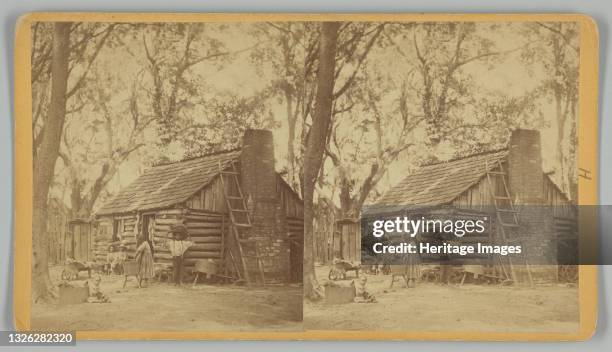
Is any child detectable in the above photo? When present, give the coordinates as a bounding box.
[87,274,110,303]
[105,245,116,275]
[112,244,128,275]
[353,275,376,303]
[165,224,193,286]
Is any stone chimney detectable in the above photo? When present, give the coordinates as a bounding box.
[241,129,276,205]
[507,129,556,281]
[507,129,544,204]
[240,129,289,282]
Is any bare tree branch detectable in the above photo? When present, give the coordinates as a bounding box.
[536,22,579,54]
[66,24,116,98]
[333,24,385,99]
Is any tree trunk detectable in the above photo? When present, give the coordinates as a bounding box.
[339,175,352,217]
[285,87,298,189]
[568,99,578,201]
[32,22,71,302]
[552,29,570,194]
[303,22,340,300]
[69,175,83,219]
[280,30,300,191]
[68,162,110,219]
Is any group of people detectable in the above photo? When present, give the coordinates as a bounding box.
[128,223,194,287]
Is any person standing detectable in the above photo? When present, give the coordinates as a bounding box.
[166,224,193,286]
[113,243,128,275]
[105,244,116,275]
[135,234,155,287]
[405,238,421,288]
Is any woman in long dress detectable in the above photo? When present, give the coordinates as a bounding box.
[404,239,421,288]
[135,234,154,287]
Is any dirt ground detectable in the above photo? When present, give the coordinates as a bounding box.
[31,264,580,333]
[304,265,580,333]
[31,265,303,331]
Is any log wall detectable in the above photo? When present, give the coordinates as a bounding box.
[152,209,225,268]
[116,215,138,260]
[92,218,112,263]
[286,216,304,238]
[92,214,137,262]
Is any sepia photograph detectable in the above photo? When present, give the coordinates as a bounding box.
[24,15,591,337]
[30,21,306,331]
[299,21,581,333]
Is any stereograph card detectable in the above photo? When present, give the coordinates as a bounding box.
[13,13,599,341]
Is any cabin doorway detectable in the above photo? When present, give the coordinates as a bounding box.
[141,214,155,258]
[288,234,303,283]
[112,218,122,242]
[141,214,155,242]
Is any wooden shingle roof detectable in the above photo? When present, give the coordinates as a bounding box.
[372,149,508,212]
[96,149,242,215]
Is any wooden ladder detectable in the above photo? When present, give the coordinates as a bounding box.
[485,158,533,285]
[218,160,266,286]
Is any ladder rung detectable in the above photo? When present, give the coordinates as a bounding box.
[487,171,507,176]
[230,209,249,213]
[494,196,511,200]
[499,222,519,228]
[234,223,252,228]
[226,196,243,200]
[221,171,240,176]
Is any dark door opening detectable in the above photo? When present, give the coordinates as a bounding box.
[141,214,155,259]
[288,234,303,283]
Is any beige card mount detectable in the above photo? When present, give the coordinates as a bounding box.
[14,13,598,341]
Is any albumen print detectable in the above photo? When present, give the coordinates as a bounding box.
[31,21,304,331]
[19,14,595,339]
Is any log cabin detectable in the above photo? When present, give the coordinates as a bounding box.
[94,130,304,284]
[359,129,576,282]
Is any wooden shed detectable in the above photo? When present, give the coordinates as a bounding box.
[95,130,304,284]
[67,219,95,263]
[313,219,359,264]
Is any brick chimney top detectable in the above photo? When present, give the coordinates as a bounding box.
[507,129,544,204]
[240,129,275,203]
